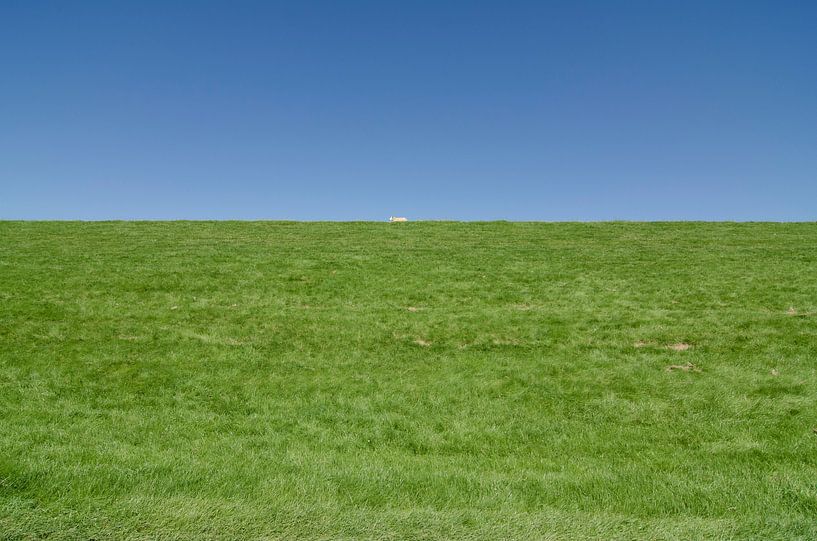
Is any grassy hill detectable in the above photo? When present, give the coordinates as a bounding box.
[1,221,816,540]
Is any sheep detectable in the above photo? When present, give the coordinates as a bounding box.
[389,216,408,222]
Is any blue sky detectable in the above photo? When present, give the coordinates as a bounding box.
[2,1,815,220]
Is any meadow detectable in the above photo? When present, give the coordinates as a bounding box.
[1,221,816,540]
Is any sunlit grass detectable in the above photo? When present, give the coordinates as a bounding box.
[1,221,816,539]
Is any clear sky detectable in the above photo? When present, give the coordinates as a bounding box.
[2,1,815,221]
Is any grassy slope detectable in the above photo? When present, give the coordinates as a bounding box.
[1,221,816,540]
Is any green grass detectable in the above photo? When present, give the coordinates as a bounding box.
[1,221,816,540]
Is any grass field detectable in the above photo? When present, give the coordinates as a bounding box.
[1,221,816,540]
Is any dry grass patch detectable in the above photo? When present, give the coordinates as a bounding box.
[666,362,700,372]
